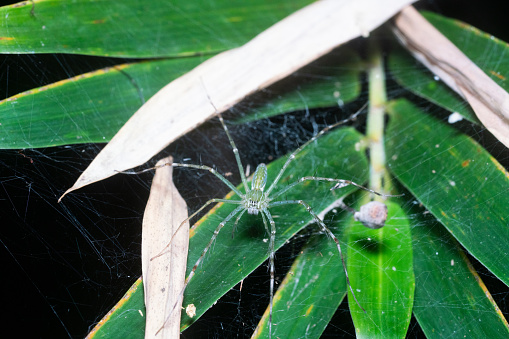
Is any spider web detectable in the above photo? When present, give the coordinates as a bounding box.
[1,0,509,338]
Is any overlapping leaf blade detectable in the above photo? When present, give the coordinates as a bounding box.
[0,0,312,57]
[409,205,509,337]
[0,48,361,149]
[386,98,509,289]
[252,213,349,338]
[87,126,370,337]
[235,49,362,123]
[389,11,509,124]
[0,57,205,148]
[181,127,369,331]
[348,200,414,338]
[3,1,507,336]
[87,278,145,339]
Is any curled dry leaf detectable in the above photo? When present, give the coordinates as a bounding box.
[142,156,189,338]
[60,0,416,200]
[393,6,509,148]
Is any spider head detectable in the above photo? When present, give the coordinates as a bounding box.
[247,207,259,215]
[245,189,267,215]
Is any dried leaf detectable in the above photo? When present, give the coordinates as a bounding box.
[59,0,416,200]
[393,6,509,148]
[142,157,189,338]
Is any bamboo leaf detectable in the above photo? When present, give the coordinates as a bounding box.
[348,200,414,338]
[409,205,509,337]
[390,11,509,126]
[252,212,350,338]
[142,157,189,338]
[386,98,509,288]
[0,57,205,148]
[86,278,145,339]
[388,43,478,124]
[180,127,368,332]
[87,126,369,337]
[0,50,360,149]
[0,0,312,57]
[60,0,415,199]
[234,49,362,124]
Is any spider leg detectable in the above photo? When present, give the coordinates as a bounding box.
[261,209,276,339]
[231,208,247,238]
[200,82,250,190]
[270,176,403,201]
[327,178,403,197]
[151,198,242,261]
[268,199,366,312]
[265,103,368,196]
[120,162,245,197]
[217,113,250,190]
[157,204,246,335]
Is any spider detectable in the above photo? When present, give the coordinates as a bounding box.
[133,103,399,338]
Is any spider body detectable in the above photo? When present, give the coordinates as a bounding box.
[245,163,268,215]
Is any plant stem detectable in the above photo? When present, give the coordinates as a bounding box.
[366,40,387,198]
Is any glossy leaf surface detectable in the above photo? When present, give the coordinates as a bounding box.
[409,204,509,337]
[348,200,414,338]
[0,57,205,148]
[0,49,360,149]
[181,127,369,331]
[87,278,145,339]
[386,99,509,289]
[389,11,509,124]
[252,213,349,338]
[0,0,312,57]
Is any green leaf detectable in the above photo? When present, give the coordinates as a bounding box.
[235,49,362,123]
[0,0,361,150]
[0,0,312,57]
[389,11,509,124]
[348,200,414,338]
[385,98,509,288]
[252,212,350,339]
[88,126,370,337]
[388,43,478,123]
[410,205,509,337]
[180,126,369,333]
[87,278,145,339]
[0,57,205,148]
[0,46,361,149]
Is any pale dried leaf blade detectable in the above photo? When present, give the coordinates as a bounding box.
[392,6,509,148]
[142,156,189,339]
[59,0,416,201]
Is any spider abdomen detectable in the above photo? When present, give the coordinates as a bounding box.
[251,163,267,190]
